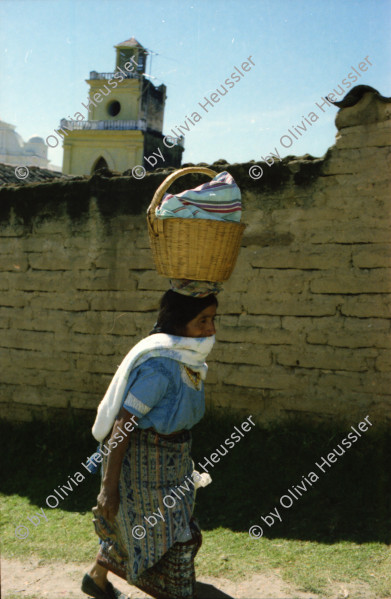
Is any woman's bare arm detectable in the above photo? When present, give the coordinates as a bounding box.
[96,407,138,521]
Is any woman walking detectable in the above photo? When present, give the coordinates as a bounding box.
[82,284,218,599]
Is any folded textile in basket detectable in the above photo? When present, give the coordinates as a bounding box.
[155,171,241,222]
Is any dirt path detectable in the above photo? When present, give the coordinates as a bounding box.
[2,557,381,599]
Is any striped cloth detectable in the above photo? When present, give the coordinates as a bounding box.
[155,171,241,223]
[93,428,197,584]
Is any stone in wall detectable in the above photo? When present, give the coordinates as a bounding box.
[0,86,390,425]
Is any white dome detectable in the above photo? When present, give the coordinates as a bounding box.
[25,136,47,158]
[27,136,45,144]
[0,120,48,166]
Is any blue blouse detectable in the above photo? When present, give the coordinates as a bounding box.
[121,356,205,434]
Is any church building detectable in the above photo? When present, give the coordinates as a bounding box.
[0,120,50,169]
[61,38,183,175]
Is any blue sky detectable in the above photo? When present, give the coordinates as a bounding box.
[1,0,390,170]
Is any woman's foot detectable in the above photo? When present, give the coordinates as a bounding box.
[82,572,126,599]
[88,561,109,591]
[82,562,127,599]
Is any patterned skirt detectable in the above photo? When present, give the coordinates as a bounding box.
[92,428,202,598]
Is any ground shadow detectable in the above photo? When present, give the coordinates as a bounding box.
[1,409,390,545]
[196,580,234,598]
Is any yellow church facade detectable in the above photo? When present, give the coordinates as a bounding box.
[61,38,183,176]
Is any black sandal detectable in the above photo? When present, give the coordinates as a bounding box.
[81,573,127,599]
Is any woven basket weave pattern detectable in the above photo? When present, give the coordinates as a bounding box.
[147,167,245,282]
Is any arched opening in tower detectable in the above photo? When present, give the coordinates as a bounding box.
[92,156,108,173]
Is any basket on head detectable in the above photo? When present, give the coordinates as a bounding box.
[147,166,246,282]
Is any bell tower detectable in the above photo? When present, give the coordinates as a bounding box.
[61,37,183,175]
[115,39,146,74]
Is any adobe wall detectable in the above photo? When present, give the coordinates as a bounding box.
[0,87,390,425]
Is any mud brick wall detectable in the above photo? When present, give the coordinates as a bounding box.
[0,87,390,425]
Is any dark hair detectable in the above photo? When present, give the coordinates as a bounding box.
[149,290,218,336]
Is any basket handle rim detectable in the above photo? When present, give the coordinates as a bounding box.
[146,166,217,234]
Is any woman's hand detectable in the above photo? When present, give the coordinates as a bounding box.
[95,409,138,522]
[96,483,120,522]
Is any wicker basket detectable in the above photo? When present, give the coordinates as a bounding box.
[147,166,246,282]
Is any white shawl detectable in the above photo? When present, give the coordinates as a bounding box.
[92,333,215,442]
